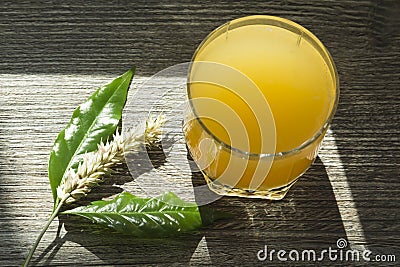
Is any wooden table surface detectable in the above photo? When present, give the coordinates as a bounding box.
[0,1,399,266]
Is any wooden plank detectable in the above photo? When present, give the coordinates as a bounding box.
[0,0,399,266]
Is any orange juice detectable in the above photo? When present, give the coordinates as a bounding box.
[184,16,338,199]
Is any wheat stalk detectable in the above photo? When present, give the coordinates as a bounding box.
[57,114,166,204]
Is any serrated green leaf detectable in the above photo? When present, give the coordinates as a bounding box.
[63,191,217,237]
[48,68,135,205]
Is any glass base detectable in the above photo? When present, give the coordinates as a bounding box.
[203,174,299,200]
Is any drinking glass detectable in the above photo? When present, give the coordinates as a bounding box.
[183,15,339,200]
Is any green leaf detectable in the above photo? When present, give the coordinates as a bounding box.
[48,68,135,204]
[63,191,218,237]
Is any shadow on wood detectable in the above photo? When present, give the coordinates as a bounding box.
[32,215,203,266]
[191,156,348,265]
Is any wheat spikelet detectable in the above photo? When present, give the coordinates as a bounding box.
[57,114,166,204]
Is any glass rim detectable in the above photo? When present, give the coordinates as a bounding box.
[187,15,340,159]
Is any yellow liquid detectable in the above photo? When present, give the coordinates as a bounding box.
[185,17,336,193]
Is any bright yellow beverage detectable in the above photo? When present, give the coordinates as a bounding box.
[184,16,338,199]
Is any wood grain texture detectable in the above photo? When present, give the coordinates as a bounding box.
[0,0,399,266]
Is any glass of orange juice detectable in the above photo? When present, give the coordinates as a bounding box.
[183,15,339,200]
